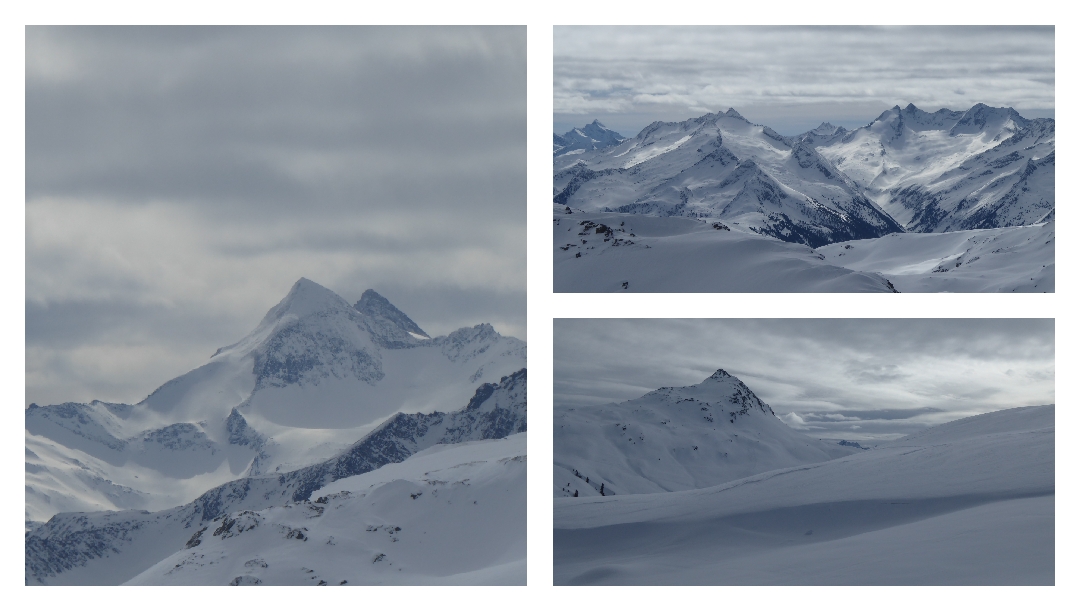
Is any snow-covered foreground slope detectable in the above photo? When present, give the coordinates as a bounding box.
[555,369,859,497]
[26,279,525,523]
[126,434,526,585]
[818,222,1054,292]
[554,404,1053,585]
[554,209,898,292]
[27,370,526,585]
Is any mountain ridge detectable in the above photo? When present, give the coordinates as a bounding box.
[26,279,525,523]
[554,369,858,497]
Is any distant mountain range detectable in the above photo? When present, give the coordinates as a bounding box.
[554,103,1053,246]
[553,104,1054,292]
[26,279,526,585]
[554,120,626,155]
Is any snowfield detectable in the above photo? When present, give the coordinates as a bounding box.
[554,209,898,292]
[554,404,1053,585]
[818,222,1054,292]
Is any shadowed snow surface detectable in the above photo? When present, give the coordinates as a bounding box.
[554,404,1053,585]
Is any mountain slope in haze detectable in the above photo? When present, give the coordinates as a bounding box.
[815,104,1054,233]
[553,109,904,248]
[554,120,626,156]
[26,369,526,585]
[554,404,1053,585]
[554,369,859,497]
[26,279,526,524]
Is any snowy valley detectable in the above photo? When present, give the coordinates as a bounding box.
[25,279,527,585]
[552,371,1054,585]
[553,103,1053,292]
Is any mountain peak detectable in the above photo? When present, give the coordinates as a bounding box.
[708,368,732,381]
[724,108,746,121]
[355,289,429,339]
[265,278,351,322]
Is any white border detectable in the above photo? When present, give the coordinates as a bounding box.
[3,1,1073,606]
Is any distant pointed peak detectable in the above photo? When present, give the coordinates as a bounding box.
[903,103,918,111]
[724,108,746,120]
[708,368,732,381]
[279,278,347,311]
[589,119,606,127]
[251,277,352,332]
[355,289,429,338]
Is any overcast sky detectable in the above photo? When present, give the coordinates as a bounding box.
[554,26,1055,137]
[26,26,525,406]
[554,319,1054,442]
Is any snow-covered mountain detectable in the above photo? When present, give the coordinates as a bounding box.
[553,109,904,248]
[552,104,1053,292]
[794,122,849,147]
[816,103,1054,232]
[554,369,860,497]
[26,278,526,525]
[27,369,527,585]
[555,404,1053,585]
[554,120,626,156]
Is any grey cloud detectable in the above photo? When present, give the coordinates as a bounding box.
[26,26,525,407]
[554,319,1054,440]
[555,26,1054,136]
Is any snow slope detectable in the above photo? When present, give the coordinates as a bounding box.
[26,369,526,585]
[554,369,859,497]
[125,434,526,585]
[554,404,1053,585]
[553,209,898,292]
[553,109,903,248]
[818,222,1054,292]
[26,278,526,523]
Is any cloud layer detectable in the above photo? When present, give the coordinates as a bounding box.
[553,319,1054,441]
[26,26,525,405]
[554,26,1055,136]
